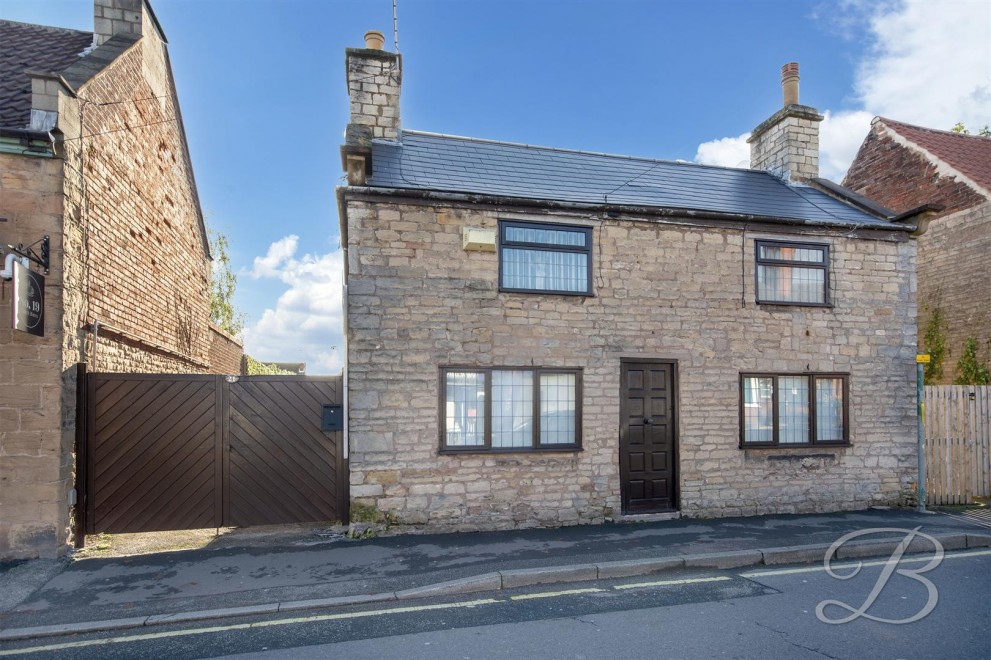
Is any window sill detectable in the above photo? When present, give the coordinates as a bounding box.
[756,300,834,310]
[499,288,595,298]
[440,446,583,455]
[740,442,850,449]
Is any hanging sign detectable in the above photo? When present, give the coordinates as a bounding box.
[12,260,44,337]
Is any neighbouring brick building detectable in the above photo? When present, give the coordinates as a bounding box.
[339,40,930,530]
[844,118,991,383]
[0,0,241,559]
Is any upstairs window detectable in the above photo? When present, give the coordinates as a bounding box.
[499,221,592,295]
[740,373,849,447]
[441,367,582,452]
[755,240,829,306]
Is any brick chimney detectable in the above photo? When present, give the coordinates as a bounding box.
[748,63,824,182]
[94,0,143,46]
[341,31,402,185]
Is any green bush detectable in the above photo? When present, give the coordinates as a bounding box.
[954,337,991,385]
[922,308,947,384]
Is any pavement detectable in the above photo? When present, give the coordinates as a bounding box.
[1,508,989,642]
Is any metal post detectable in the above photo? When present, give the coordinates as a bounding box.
[917,362,926,512]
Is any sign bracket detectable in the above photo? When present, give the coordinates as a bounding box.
[8,235,49,274]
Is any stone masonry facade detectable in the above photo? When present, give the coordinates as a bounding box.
[748,107,824,182]
[0,6,215,558]
[843,123,991,383]
[0,153,70,559]
[345,48,401,141]
[344,197,919,530]
[915,202,991,381]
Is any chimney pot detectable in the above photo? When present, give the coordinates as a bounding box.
[364,30,386,50]
[748,62,822,181]
[781,62,800,106]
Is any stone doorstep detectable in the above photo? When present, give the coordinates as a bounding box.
[1,532,987,642]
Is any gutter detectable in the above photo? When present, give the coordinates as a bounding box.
[0,127,55,157]
[890,204,944,238]
[338,185,913,233]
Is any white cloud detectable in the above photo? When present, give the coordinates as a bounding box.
[696,0,991,180]
[242,237,344,375]
[818,110,875,181]
[250,235,299,278]
[694,132,751,169]
[856,0,991,129]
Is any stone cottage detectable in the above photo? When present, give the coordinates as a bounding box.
[844,118,991,383]
[0,0,241,559]
[338,37,928,530]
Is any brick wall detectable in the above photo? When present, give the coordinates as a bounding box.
[61,31,212,375]
[344,199,919,530]
[843,124,990,382]
[0,152,70,558]
[843,124,984,216]
[1,22,213,559]
[208,324,245,375]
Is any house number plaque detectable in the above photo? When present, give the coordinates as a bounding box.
[12,261,44,337]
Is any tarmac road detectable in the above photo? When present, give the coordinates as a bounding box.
[4,549,989,659]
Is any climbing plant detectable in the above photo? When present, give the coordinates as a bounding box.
[922,307,947,385]
[953,337,991,385]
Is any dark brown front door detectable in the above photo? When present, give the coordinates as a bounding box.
[620,361,677,513]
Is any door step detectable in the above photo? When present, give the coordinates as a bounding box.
[617,511,681,523]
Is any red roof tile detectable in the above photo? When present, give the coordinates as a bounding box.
[0,20,93,128]
[881,117,991,195]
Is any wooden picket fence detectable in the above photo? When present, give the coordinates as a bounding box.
[923,386,991,505]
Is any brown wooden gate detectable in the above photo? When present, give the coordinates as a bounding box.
[79,372,347,534]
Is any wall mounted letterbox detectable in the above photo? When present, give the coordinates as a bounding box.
[322,404,343,432]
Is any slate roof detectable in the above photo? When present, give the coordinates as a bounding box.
[881,117,991,195]
[0,20,93,128]
[368,131,901,229]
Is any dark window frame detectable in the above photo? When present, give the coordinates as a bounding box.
[754,239,831,307]
[498,220,594,296]
[739,372,850,448]
[438,366,583,454]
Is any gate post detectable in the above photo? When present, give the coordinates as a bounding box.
[73,362,88,548]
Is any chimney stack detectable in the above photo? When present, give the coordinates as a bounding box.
[93,0,143,47]
[747,62,824,182]
[341,30,402,185]
[345,30,402,142]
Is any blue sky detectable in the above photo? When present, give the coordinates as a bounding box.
[4,0,989,373]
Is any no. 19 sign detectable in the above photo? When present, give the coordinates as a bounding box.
[12,260,44,337]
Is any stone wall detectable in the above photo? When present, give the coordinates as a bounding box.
[345,198,919,530]
[917,202,991,381]
[0,152,70,559]
[208,324,245,375]
[748,106,823,181]
[345,47,401,141]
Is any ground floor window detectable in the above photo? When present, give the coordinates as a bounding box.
[740,373,848,447]
[441,367,582,452]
